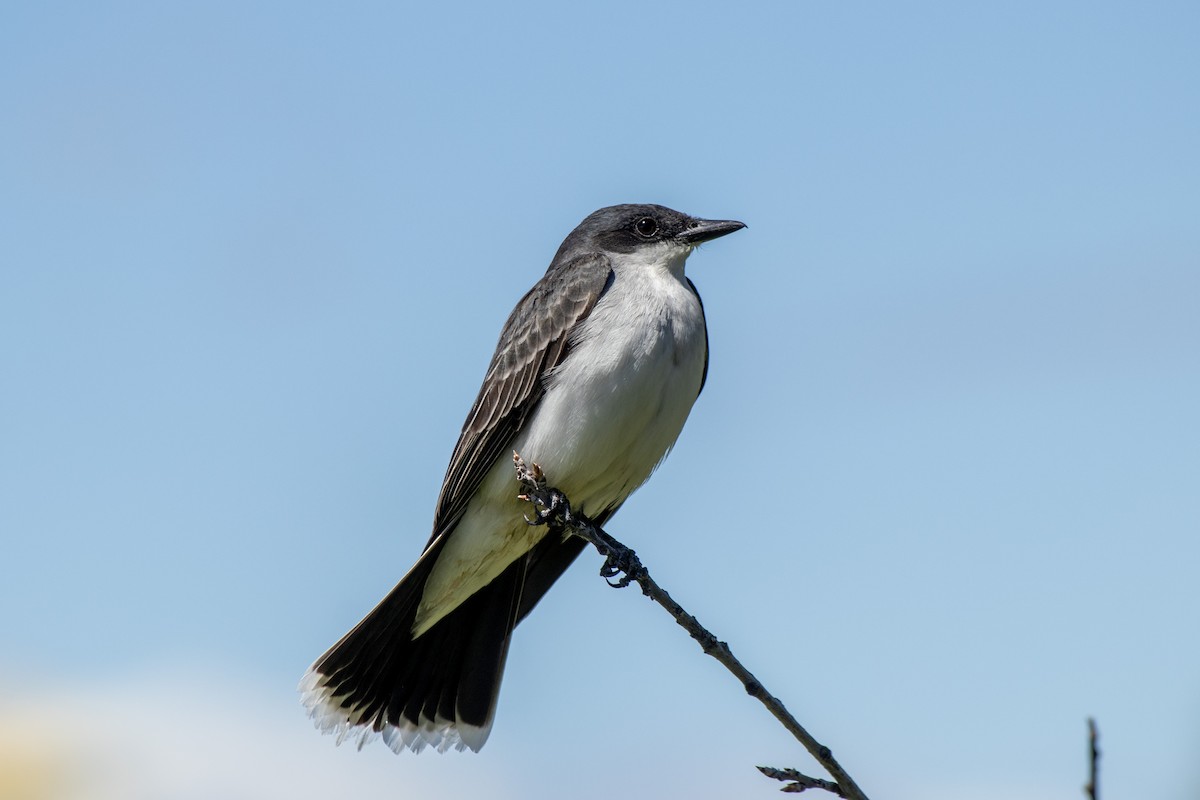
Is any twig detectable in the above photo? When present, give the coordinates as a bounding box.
[1085,718,1100,800]
[757,767,847,795]
[513,452,870,800]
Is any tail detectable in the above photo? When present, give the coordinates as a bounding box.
[300,533,587,753]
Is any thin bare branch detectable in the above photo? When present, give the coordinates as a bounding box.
[514,451,870,800]
[1085,717,1100,800]
[758,766,847,795]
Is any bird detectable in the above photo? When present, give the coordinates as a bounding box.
[300,203,744,754]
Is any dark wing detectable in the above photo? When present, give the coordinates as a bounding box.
[685,277,709,395]
[426,253,614,546]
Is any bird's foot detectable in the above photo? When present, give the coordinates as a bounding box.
[521,486,573,528]
[515,452,562,526]
[512,449,642,589]
[591,529,643,589]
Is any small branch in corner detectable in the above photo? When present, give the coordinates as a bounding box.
[1085,717,1100,800]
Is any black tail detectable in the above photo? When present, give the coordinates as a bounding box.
[300,533,586,753]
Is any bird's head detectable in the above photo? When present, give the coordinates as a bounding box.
[554,204,745,272]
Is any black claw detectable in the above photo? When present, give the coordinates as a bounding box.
[595,543,641,588]
[522,488,573,528]
[605,570,634,589]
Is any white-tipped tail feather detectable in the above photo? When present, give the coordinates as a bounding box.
[299,666,491,754]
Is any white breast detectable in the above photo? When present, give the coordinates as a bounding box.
[522,252,707,509]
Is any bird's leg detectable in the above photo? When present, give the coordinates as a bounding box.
[590,528,644,589]
[547,490,643,589]
[514,450,644,589]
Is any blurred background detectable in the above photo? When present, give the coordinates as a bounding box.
[2,2,1198,799]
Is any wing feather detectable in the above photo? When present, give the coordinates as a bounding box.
[427,253,613,544]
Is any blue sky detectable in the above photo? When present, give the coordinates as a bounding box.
[2,2,1198,798]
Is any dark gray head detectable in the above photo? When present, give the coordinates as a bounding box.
[552,204,744,264]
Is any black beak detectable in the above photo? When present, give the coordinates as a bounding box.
[678,217,746,245]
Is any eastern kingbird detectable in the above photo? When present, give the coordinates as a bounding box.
[301,204,744,754]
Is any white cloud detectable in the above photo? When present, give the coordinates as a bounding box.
[0,666,513,800]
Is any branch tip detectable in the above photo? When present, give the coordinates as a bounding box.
[758,766,847,797]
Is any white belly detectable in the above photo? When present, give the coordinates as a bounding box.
[413,261,706,635]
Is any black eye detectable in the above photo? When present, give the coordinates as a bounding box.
[634,217,658,237]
